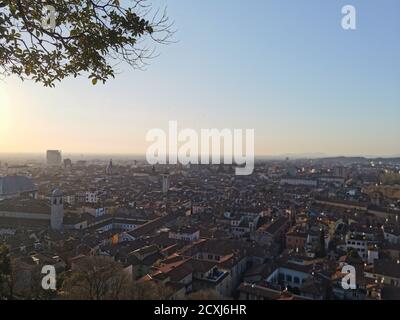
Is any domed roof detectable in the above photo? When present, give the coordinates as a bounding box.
[52,189,63,197]
[0,176,37,196]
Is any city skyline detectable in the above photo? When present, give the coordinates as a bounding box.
[1,0,400,304]
[1,0,400,156]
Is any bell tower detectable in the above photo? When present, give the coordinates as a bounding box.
[51,189,64,230]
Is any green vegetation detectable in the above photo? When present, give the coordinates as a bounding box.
[0,0,173,86]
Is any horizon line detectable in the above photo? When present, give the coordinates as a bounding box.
[1,152,400,160]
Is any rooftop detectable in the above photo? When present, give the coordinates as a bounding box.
[0,175,37,196]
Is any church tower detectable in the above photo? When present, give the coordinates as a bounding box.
[289,206,297,226]
[106,159,113,175]
[51,189,64,230]
[162,173,170,194]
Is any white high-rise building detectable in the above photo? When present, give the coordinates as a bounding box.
[46,150,62,166]
[51,189,64,230]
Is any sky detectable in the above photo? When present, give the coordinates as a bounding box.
[0,0,399,157]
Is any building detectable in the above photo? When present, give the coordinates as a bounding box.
[238,282,311,300]
[0,197,51,228]
[4,165,29,175]
[318,176,345,186]
[64,159,72,169]
[286,228,308,251]
[344,233,369,261]
[266,255,317,289]
[162,174,170,193]
[169,226,200,242]
[254,217,289,246]
[365,259,400,288]
[215,211,261,238]
[85,191,99,204]
[280,178,318,187]
[0,176,38,200]
[191,260,231,297]
[51,189,64,230]
[46,150,62,166]
[334,166,348,178]
[383,226,400,244]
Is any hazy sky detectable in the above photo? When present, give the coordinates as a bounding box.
[1,0,399,156]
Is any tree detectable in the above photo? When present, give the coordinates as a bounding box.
[61,256,132,300]
[3,258,17,299]
[0,243,12,299]
[316,229,326,258]
[347,248,360,259]
[131,280,173,300]
[0,0,173,87]
[61,256,175,300]
[27,264,58,300]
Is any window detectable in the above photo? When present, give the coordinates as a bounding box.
[294,277,300,284]
[286,275,292,282]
